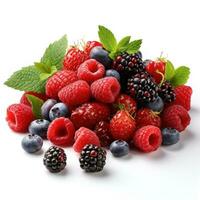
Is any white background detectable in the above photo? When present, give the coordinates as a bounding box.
[0,0,200,199]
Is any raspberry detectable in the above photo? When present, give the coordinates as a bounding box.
[77,59,105,84]
[45,70,78,99]
[47,117,75,146]
[161,105,190,132]
[73,127,100,152]
[169,85,192,111]
[70,102,110,129]
[20,91,48,106]
[91,77,120,103]
[94,121,113,147]
[110,110,136,141]
[6,104,34,132]
[84,41,103,56]
[136,108,161,129]
[58,80,91,107]
[63,47,88,71]
[133,125,162,152]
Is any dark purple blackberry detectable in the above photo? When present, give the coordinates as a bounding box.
[112,52,145,75]
[43,146,66,173]
[158,81,176,103]
[79,144,106,172]
[126,72,159,103]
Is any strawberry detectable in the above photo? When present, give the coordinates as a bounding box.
[110,110,136,141]
[63,47,88,71]
[70,102,111,130]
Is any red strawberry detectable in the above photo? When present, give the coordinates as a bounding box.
[84,41,102,56]
[169,85,192,111]
[136,108,161,129]
[110,110,136,141]
[70,102,110,130]
[45,70,78,99]
[63,47,88,71]
[114,94,136,115]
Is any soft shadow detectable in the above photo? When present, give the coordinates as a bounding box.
[85,168,111,178]
[33,149,44,155]
[46,168,68,177]
[189,107,199,114]
[163,142,184,152]
[146,149,166,160]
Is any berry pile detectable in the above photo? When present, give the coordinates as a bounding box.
[5,25,192,173]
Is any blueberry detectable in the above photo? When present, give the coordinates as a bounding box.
[49,102,69,121]
[41,99,57,120]
[110,140,129,157]
[136,51,142,59]
[106,69,120,81]
[29,119,50,139]
[143,59,152,67]
[145,96,164,112]
[21,134,43,153]
[161,128,180,145]
[90,46,112,68]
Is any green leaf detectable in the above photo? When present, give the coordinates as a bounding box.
[117,36,131,51]
[165,60,175,81]
[98,25,117,52]
[26,94,44,118]
[126,39,142,54]
[170,66,190,86]
[4,66,46,93]
[41,35,68,70]
[39,66,57,80]
[109,52,118,60]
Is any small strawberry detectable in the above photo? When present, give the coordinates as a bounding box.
[63,47,89,71]
[136,108,161,129]
[110,110,136,141]
[84,41,102,56]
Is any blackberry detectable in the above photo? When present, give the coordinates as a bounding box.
[112,52,145,75]
[79,144,106,172]
[126,72,159,103]
[43,146,66,173]
[158,81,176,103]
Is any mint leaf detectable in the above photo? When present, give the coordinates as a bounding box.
[26,94,44,118]
[165,60,175,81]
[4,66,46,93]
[126,39,142,54]
[117,36,131,52]
[170,66,190,86]
[98,25,117,52]
[39,66,57,80]
[41,35,68,70]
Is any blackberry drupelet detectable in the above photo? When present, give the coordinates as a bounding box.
[43,146,66,173]
[79,144,106,172]
[158,81,176,103]
[126,72,159,103]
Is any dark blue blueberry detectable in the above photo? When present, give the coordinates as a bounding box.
[41,99,57,120]
[90,46,112,68]
[29,119,50,139]
[21,134,43,153]
[145,96,164,112]
[162,128,180,145]
[106,69,120,81]
[110,140,129,157]
[49,102,69,121]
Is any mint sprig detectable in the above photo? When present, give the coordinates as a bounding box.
[98,25,142,59]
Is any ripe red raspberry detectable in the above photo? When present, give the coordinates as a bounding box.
[20,91,48,106]
[70,102,110,129]
[58,80,91,107]
[6,103,34,132]
[47,117,75,146]
[91,77,120,103]
[133,125,162,152]
[110,110,136,141]
[114,94,136,115]
[94,121,113,147]
[63,47,88,71]
[136,108,161,129]
[77,59,105,84]
[169,85,192,111]
[161,105,190,132]
[84,41,103,56]
[46,70,78,99]
[73,127,100,152]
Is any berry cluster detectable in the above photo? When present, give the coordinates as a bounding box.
[5,26,192,174]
